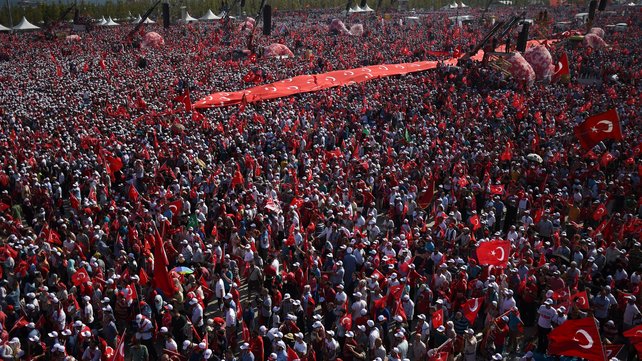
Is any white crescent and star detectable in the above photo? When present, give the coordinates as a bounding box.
[469,299,480,312]
[325,76,336,82]
[490,246,506,261]
[573,329,594,349]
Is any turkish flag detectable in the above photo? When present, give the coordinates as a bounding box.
[593,204,607,221]
[469,214,481,231]
[571,291,590,310]
[553,51,570,80]
[70,192,80,210]
[429,352,449,361]
[395,299,407,322]
[600,152,615,168]
[153,229,177,297]
[489,184,505,195]
[139,268,149,285]
[72,267,90,286]
[432,309,444,329]
[623,324,642,343]
[112,332,126,361]
[548,317,605,361]
[104,155,123,173]
[462,297,483,324]
[231,165,245,189]
[416,177,435,209]
[128,184,139,202]
[476,240,511,267]
[287,346,299,361]
[604,344,624,359]
[574,109,623,150]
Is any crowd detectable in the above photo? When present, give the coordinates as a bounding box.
[0,4,641,361]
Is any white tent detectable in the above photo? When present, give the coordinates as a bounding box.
[105,17,120,26]
[0,24,11,32]
[459,2,469,7]
[13,17,40,31]
[97,16,107,25]
[182,12,199,23]
[200,9,222,20]
[143,17,156,24]
[362,4,375,11]
[132,15,142,24]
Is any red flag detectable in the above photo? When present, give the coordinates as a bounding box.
[0,203,9,212]
[553,51,570,80]
[489,184,505,195]
[416,177,434,209]
[604,344,624,359]
[242,322,250,342]
[600,152,615,168]
[429,352,449,361]
[462,298,483,324]
[287,346,300,361]
[476,240,510,267]
[623,324,642,343]
[432,309,444,329]
[70,192,80,210]
[548,317,605,361]
[154,229,177,296]
[174,87,192,112]
[395,298,407,322]
[8,316,27,334]
[469,214,481,231]
[231,165,244,189]
[129,185,140,203]
[593,204,607,221]
[574,109,623,150]
[72,267,91,286]
[104,155,124,173]
[111,331,126,361]
[500,141,513,161]
[139,268,149,285]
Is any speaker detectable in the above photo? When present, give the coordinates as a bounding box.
[360,0,367,7]
[588,0,597,21]
[516,22,530,52]
[162,2,170,29]
[598,0,607,11]
[263,5,271,36]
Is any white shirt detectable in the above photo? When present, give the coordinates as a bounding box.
[537,305,557,329]
[225,307,237,327]
[294,340,307,354]
[624,303,641,325]
[165,338,178,352]
[192,305,204,327]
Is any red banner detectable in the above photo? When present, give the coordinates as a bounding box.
[195,40,550,109]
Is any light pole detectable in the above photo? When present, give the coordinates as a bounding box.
[6,0,14,29]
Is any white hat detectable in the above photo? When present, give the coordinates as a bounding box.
[394,331,404,338]
[367,320,375,327]
[224,293,233,300]
[198,342,207,350]
[240,343,250,350]
[61,329,72,336]
[182,341,192,350]
[346,331,354,338]
[189,298,198,305]
[436,326,446,332]
[160,327,169,333]
[204,350,213,359]
[492,353,503,360]
[312,321,323,329]
[326,330,335,336]
[544,298,554,305]
[48,331,58,338]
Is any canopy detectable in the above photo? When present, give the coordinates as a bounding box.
[132,15,142,24]
[182,12,198,23]
[105,17,120,26]
[13,17,40,31]
[362,4,375,11]
[0,24,11,32]
[97,16,107,25]
[200,9,222,20]
[348,5,373,12]
[459,2,469,7]
[143,17,156,24]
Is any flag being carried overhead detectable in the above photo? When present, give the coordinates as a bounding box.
[553,51,570,81]
[574,109,623,150]
[476,240,511,267]
[548,317,605,361]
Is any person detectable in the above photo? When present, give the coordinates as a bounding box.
[463,329,477,361]
[536,299,556,353]
[623,295,641,330]
[130,337,150,361]
[239,342,255,361]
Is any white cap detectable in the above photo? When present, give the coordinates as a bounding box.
[240,343,250,350]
